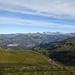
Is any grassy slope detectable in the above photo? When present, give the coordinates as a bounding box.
[0,50,75,75]
[0,50,59,75]
[0,50,50,64]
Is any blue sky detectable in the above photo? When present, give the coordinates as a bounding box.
[0,0,75,34]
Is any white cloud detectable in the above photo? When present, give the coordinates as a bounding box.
[0,16,75,30]
[0,0,75,32]
[0,0,75,19]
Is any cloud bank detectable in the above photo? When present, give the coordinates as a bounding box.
[0,0,75,18]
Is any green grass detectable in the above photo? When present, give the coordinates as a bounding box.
[0,50,51,65]
[0,50,75,75]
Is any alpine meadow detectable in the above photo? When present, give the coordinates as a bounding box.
[0,0,75,75]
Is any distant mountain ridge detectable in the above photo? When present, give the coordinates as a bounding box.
[0,34,18,37]
[0,32,75,49]
[0,32,75,37]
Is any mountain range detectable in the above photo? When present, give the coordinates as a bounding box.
[0,32,75,49]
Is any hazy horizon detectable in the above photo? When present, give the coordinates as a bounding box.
[0,32,75,34]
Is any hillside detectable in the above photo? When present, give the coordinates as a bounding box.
[0,50,51,65]
[34,37,75,66]
[0,50,75,75]
[0,46,11,51]
[0,50,65,75]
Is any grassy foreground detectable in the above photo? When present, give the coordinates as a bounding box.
[0,50,50,64]
[0,50,75,75]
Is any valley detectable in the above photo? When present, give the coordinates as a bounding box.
[35,37,75,66]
